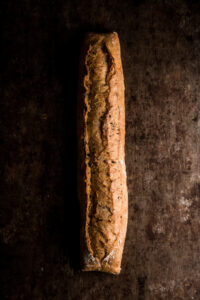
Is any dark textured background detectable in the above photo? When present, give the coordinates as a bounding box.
[1,0,200,299]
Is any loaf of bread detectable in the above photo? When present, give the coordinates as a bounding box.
[77,32,128,275]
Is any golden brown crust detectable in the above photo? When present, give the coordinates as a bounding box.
[77,32,128,275]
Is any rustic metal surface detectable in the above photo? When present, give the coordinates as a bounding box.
[1,0,200,299]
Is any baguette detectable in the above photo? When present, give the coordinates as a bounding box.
[77,32,128,274]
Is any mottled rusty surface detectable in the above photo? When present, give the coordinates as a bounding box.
[1,0,200,299]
